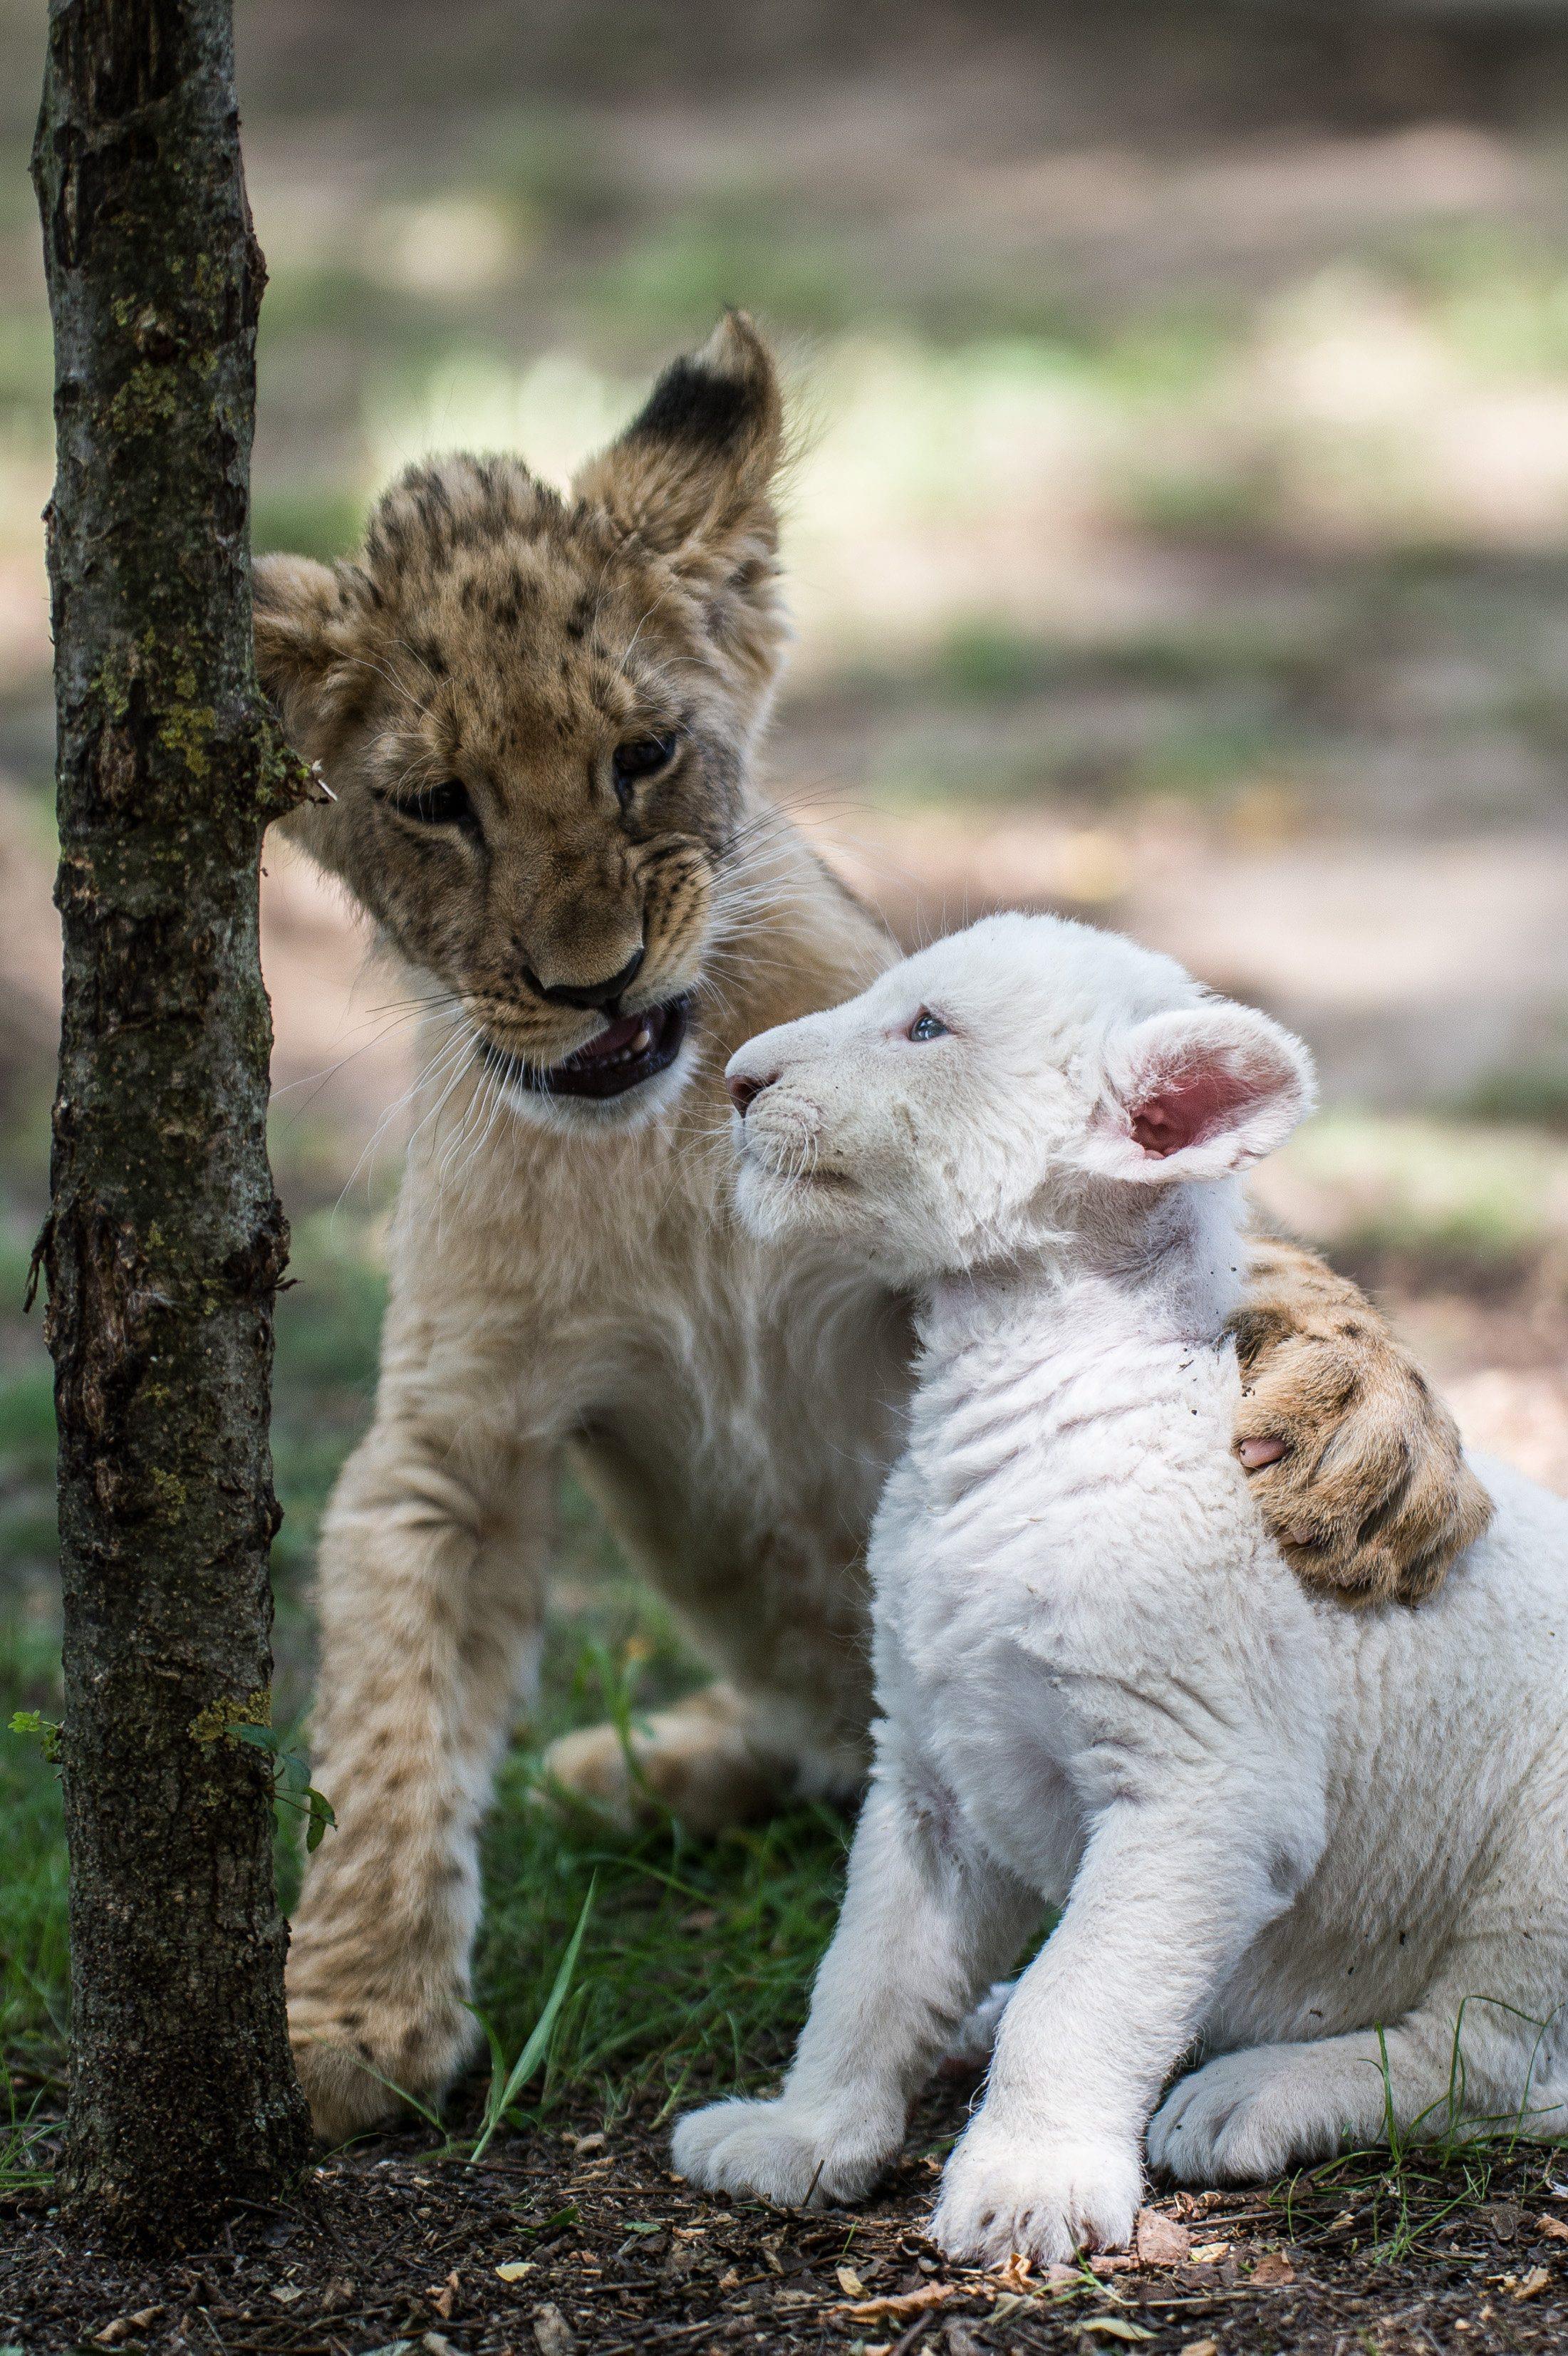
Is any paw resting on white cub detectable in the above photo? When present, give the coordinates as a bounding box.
[932,2120,1143,2268]
[672,2096,896,2207]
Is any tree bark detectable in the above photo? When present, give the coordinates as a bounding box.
[32,0,313,2246]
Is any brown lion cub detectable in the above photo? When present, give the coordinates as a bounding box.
[254,314,1491,2142]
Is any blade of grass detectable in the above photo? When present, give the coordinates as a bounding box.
[469,1878,596,2166]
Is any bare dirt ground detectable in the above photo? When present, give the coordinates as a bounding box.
[7,2084,1568,2356]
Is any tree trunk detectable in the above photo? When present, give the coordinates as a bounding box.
[32,0,313,2246]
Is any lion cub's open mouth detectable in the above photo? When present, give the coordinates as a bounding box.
[481,995,692,1102]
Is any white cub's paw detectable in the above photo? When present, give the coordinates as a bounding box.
[1148,2044,1383,2184]
[931,2119,1142,2267]
[671,2097,893,2208]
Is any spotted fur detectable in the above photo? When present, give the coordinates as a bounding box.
[256,314,784,1079]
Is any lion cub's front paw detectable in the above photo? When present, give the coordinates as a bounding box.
[672,2097,893,2208]
[932,2119,1142,2268]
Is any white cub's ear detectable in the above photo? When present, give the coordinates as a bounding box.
[1079,1003,1316,1184]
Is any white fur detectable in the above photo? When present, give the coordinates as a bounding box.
[673,912,1568,2264]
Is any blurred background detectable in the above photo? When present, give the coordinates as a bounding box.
[4,0,1568,2097]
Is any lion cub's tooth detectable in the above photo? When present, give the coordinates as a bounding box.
[631,1027,652,1054]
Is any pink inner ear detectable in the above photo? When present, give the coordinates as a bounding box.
[1128,1054,1261,1157]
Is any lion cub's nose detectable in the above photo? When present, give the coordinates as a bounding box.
[524,945,645,1013]
[727,1069,777,1116]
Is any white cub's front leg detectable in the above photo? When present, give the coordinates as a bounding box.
[932,1790,1294,2266]
[673,1767,1037,2211]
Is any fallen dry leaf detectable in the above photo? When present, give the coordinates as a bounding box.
[1538,2216,1568,2244]
[836,2266,868,2298]
[1512,2267,1551,2301]
[269,2286,303,2307]
[95,2313,164,2345]
[1250,2251,1295,2287]
[1178,2190,1225,2214]
[1188,2240,1230,2265]
[1134,2206,1192,2267]
[997,2252,1034,2292]
[836,2281,956,2323]
[1179,2340,1219,2356]
[495,2261,533,2283]
[1088,2254,1134,2274]
[1079,2319,1154,2343]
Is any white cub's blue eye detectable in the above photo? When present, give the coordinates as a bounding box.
[908,1010,948,1042]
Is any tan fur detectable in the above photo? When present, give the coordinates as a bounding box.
[255,316,1490,2141]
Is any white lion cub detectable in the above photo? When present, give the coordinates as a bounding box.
[671,912,1568,2266]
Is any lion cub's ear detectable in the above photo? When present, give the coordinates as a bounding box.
[253,552,375,752]
[574,310,785,589]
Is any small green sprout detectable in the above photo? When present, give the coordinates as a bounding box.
[8,1711,61,1764]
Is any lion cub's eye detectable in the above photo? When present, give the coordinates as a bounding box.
[398,779,479,835]
[908,1009,949,1042]
[611,735,676,805]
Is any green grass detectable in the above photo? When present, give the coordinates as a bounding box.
[474,1789,846,2130]
[1271,2015,1568,2266]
